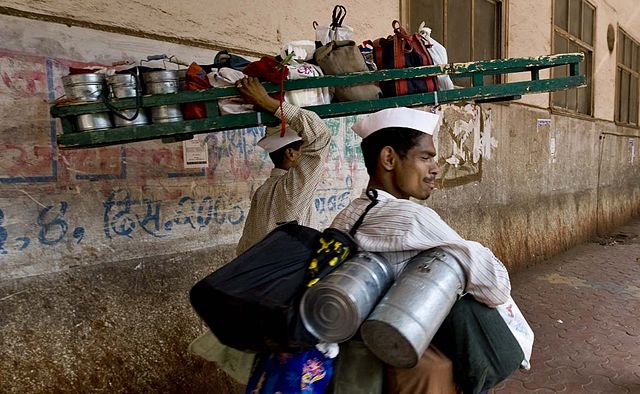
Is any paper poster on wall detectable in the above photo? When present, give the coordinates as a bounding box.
[630,139,636,165]
[183,134,209,168]
[536,119,556,163]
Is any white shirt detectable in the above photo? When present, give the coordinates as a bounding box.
[330,189,511,307]
[236,102,331,255]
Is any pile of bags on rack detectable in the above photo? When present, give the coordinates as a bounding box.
[185,4,455,118]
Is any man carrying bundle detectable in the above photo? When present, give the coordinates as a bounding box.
[331,107,531,393]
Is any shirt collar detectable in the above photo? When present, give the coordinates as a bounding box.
[360,188,397,201]
[270,168,288,177]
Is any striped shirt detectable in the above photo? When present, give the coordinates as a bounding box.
[236,102,331,255]
[330,189,511,307]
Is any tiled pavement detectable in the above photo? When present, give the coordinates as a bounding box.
[494,217,640,393]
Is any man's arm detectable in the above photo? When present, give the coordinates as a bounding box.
[407,208,511,307]
[238,77,331,210]
[354,198,511,307]
[275,102,331,200]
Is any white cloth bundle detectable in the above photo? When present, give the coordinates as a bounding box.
[418,22,455,91]
[207,67,255,115]
[282,40,317,62]
[284,63,332,107]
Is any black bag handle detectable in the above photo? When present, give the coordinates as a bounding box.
[349,188,378,236]
[331,5,347,28]
[103,68,143,122]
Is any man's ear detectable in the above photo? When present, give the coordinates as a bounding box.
[379,146,397,171]
[285,147,296,161]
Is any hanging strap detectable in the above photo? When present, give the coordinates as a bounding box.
[331,5,347,29]
[349,188,379,236]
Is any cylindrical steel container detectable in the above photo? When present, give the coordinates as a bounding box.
[360,248,465,368]
[107,74,140,99]
[177,69,188,91]
[143,70,179,94]
[300,252,394,343]
[75,113,112,132]
[62,73,106,102]
[113,109,148,127]
[150,104,183,123]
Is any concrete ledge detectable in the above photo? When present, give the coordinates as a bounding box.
[0,244,243,393]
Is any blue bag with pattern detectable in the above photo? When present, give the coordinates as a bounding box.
[246,348,334,394]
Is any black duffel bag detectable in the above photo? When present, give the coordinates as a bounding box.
[189,222,358,353]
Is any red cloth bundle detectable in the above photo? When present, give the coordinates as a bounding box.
[243,56,289,136]
[183,62,212,120]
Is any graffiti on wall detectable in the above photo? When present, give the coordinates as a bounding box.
[0,189,245,256]
[0,203,85,255]
[103,189,244,239]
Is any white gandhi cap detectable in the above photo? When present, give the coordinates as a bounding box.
[351,107,440,139]
[257,126,303,153]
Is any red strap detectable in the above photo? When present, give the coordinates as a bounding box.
[373,38,385,70]
[412,34,439,92]
[392,20,409,39]
[394,35,408,96]
[279,69,286,137]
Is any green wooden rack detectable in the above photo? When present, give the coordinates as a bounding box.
[50,53,586,149]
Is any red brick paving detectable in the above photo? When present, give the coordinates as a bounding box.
[494,218,640,394]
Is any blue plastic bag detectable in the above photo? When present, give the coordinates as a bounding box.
[246,349,334,394]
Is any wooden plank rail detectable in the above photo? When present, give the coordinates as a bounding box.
[51,53,586,149]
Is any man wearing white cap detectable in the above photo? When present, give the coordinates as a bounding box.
[331,107,528,393]
[235,76,331,255]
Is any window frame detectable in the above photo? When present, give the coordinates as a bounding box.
[614,26,640,127]
[400,0,508,66]
[550,0,596,117]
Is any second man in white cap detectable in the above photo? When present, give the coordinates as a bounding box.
[190,76,332,385]
[235,77,332,258]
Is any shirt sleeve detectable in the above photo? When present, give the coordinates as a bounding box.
[272,102,331,211]
[402,205,511,307]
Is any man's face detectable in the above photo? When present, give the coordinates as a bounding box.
[392,134,440,200]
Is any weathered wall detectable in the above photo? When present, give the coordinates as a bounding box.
[0,0,398,57]
[431,103,640,271]
[1,0,640,392]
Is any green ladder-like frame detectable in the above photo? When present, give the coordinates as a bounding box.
[51,53,585,149]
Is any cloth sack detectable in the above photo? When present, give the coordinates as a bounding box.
[208,67,254,115]
[314,5,353,46]
[431,296,525,394]
[418,22,454,91]
[285,63,332,107]
[243,56,289,85]
[372,20,439,97]
[358,41,378,71]
[212,49,251,71]
[315,40,381,102]
[283,40,317,62]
